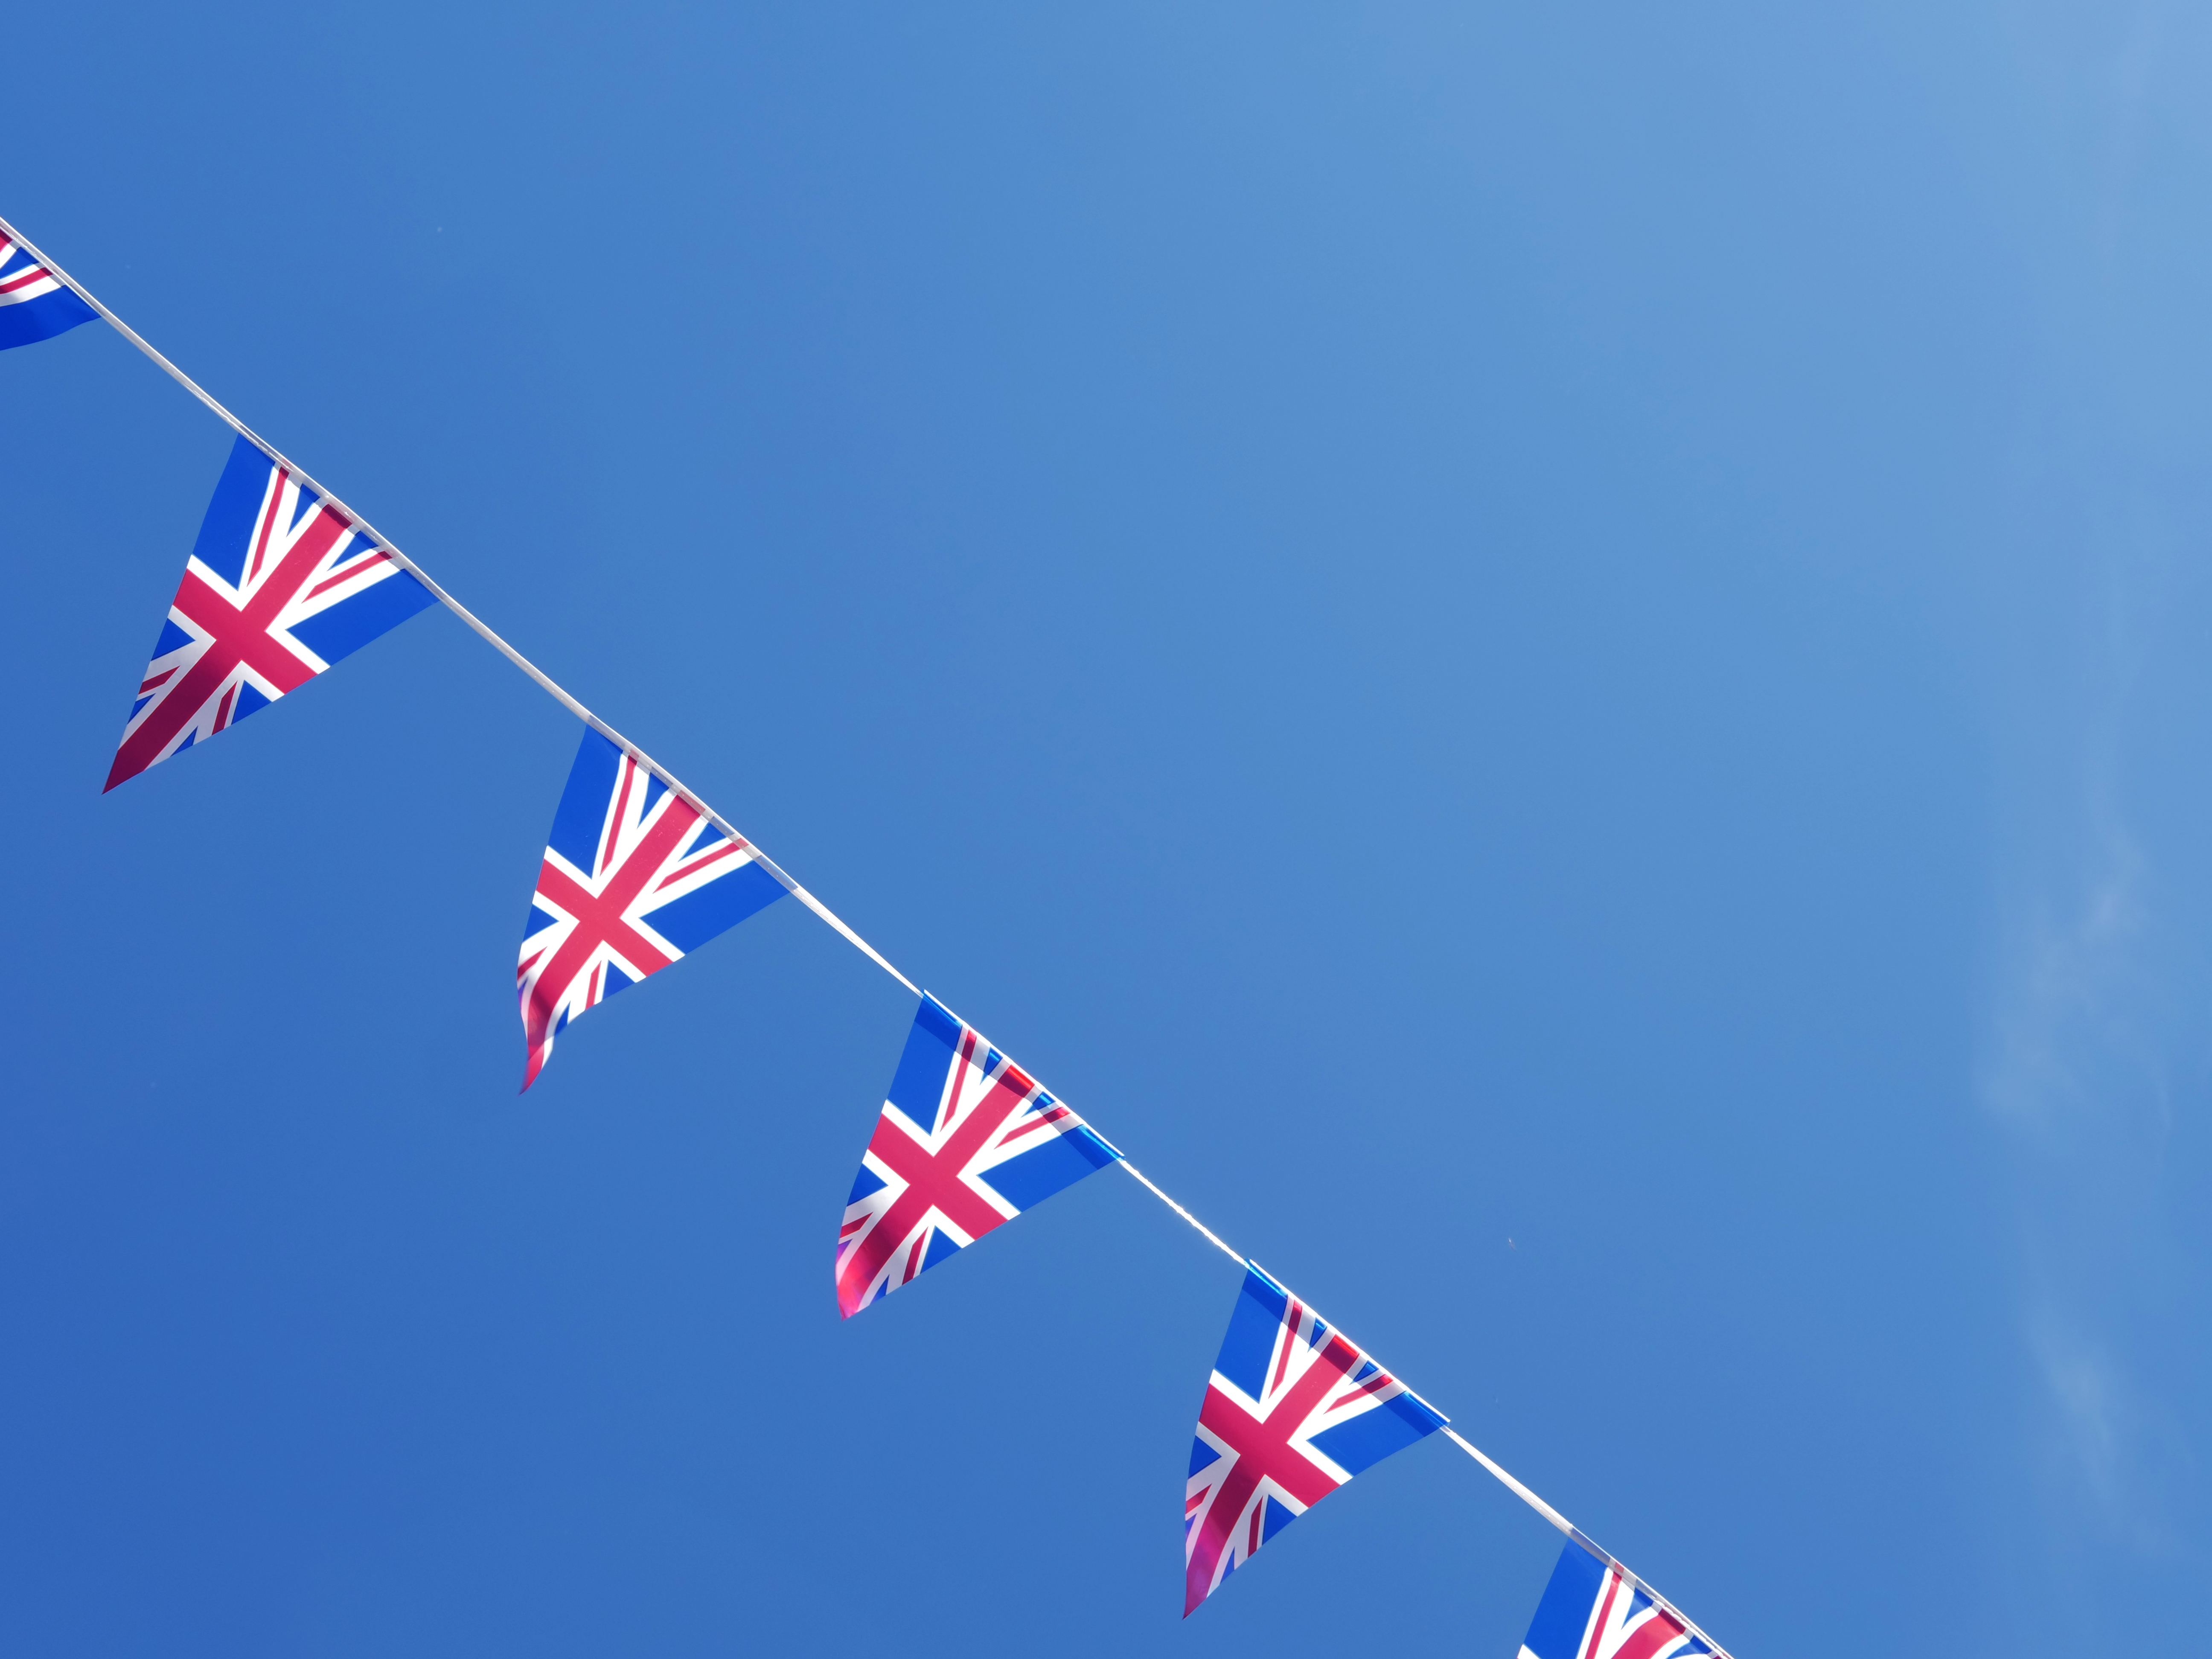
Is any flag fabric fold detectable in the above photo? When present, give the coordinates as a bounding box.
[517,728,785,1088]
[835,994,1121,1317]
[0,227,97,350]
[105,436,438,790]
[1183,1263,1446,1615]
[1517,1542,1716,1659]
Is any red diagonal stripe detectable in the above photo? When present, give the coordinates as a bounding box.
[656,839,741,890]
[1327,1371,1397,1411]
[1184,1333,1359,1615]
[105,504,353,791]
[245,469,287,583]
[305,550,392,600]
[518,797,699,1087]
[129,561,322,717]
[600,756,640,876]
[999,1104,1072,1144]
[835,1055,1035,1316]
[1269,1305,1304,1397]
[1606,1584,1690,1659]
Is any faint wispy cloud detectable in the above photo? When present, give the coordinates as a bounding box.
[1976,547,2192,1555]
[1980,789,2172,1540]
[1981,809,2156,1147]
[1971,0,2212,1638]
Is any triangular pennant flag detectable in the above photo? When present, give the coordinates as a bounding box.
[516,728,785,1088]
[0,228,97,350]
[835,994,1121,1316]
[1184,1263,1446,1615]
[105,436,438,789]
[1517,1541,1717,1659]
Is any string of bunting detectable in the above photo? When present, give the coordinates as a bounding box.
[1,209,1733,1655]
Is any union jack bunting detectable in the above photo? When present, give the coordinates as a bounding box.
[836,995,1120,1317]
[1517,1542,1721,1659]
[1184,1264,1446,1616]
[105,436,438,791]
[518,729,784,1089]
[0,225,97,350]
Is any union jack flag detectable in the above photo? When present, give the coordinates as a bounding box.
[0,226,97,350]
[836,995,1120,1317]
[105,436,438,791]
[1184,1264,1446,1615]
[1517,1543,1720,1659]
[518,729,785,1089]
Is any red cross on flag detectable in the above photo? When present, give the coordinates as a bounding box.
[1184,1264,1447,1615]
[517,729,786,1089]
[835,994,1121,1316]
[106,437,437,791]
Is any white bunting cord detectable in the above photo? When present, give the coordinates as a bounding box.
[1116,1157,1732,1656]
[0,212,918,1001]
[1438,1431,1732,1657]
[1115,1159,1245,1264]
[10,211,1726,1655]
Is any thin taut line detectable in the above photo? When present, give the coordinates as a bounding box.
[8,211,1727,1655]
[1110,1156,1729,1653]
[0,210,917,998]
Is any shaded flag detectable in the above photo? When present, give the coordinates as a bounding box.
[836,994,1120,1317]
[518,729,784,1088]
[1518,1542,1718,1659]
[1184,1263,1445,1615]
[105,436,437,790]
[0,227,97,350]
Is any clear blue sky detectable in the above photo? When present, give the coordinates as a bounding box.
[4,5,2208,1655]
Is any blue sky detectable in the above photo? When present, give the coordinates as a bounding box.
[4,5,2209,1654]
